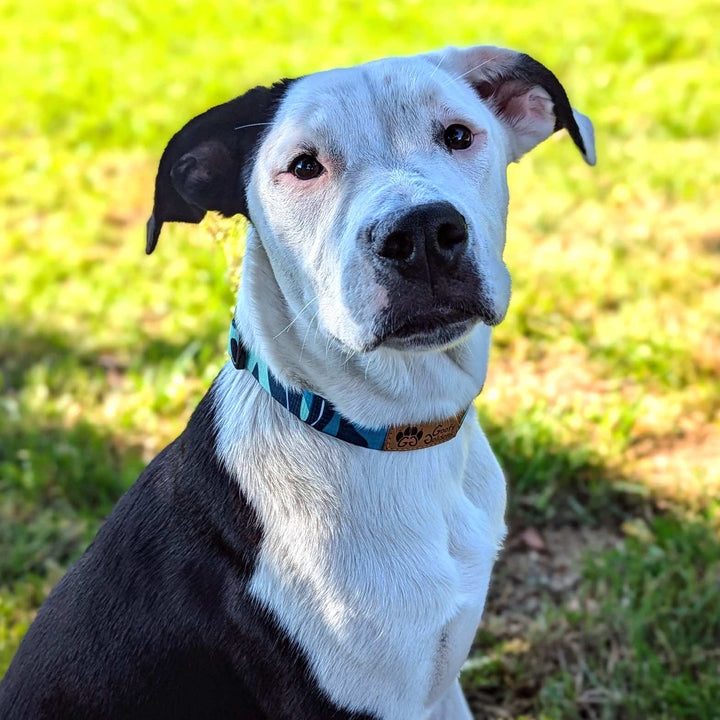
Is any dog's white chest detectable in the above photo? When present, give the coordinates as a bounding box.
[220,385,506,720]
[248,473,493,719]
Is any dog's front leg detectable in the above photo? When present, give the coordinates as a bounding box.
[425,680,474,720]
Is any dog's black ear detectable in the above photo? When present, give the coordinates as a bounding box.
[146,80,294,254]
[426,46,596,165]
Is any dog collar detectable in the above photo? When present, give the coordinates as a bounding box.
[228,320,468,451]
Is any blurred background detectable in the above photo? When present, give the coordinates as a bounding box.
[1,0,718,717]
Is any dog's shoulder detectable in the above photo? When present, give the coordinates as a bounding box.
[0,387,258,718]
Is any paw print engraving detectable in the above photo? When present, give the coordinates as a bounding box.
[395,426,424,448]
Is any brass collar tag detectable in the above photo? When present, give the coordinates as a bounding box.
[382,410,468,451]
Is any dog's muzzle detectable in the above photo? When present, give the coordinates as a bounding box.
[366,201,495,349]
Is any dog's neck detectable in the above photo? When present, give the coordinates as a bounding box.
[232,231,491,429]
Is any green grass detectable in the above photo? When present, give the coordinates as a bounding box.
[540,516,720,719]
[1,0,718,716]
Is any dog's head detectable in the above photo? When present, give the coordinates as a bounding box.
[148,46,595,354]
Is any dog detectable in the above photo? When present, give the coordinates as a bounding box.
[0,45,594,719]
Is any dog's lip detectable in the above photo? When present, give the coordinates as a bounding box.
[375,307,480,346]
[388,308,477,340]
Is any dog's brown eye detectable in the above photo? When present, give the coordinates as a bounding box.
[443,124,473,151]
[290,154,323,180]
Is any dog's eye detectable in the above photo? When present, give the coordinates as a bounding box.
[443,124,473,151]
[290,154,324,180]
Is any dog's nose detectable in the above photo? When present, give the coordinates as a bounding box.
[370,202,468,278]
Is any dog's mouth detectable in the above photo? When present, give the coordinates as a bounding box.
[373,305,495,351]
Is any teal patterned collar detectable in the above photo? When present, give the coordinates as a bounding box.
[228,319,469,451]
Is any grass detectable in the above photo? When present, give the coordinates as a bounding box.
[1,0,718,717]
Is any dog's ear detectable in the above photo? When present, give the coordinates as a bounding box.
[146,80,294,254]
[428,46,596,165]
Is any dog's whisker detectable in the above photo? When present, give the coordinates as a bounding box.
[234,121,274,131]
[299,309,321,363]
[443,56,496,86]
[341,349,357,370]
[428,51,446,80]
[273,296,318,339]
[363,354,377,382]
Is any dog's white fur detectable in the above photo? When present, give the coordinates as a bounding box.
[215,47,595,719]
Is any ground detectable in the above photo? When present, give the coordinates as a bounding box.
[0,1,718,718]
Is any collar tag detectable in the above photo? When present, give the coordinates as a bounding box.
[383,411,468,451]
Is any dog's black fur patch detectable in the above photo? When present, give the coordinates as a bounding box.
[472,53,587,158]
[0,383,376,720]
[146,79,296,254]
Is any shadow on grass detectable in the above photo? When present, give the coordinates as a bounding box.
[0,319,220,586]
[479,410,651,530]
[0,321,226,392]
[0,414,145,585]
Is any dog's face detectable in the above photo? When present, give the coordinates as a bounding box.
[148,46,595,354]
[248,55,517,353]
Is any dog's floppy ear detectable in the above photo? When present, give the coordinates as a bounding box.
[429,46,596,165]
[146,80,294,254]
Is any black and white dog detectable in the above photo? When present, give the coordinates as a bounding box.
[0,45,594,719]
